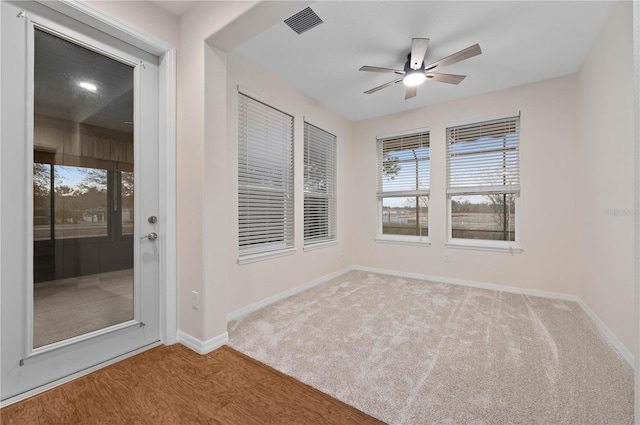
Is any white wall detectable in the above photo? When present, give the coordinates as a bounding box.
[224,52,354,314]
[351,75,579,295]
[576,1,635,357]
[178,1,257,341]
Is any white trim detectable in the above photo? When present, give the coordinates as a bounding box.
[375,236,431,247]
[575,298,635,367]
[26,321,140,358]
[446,240,523,254]
[238,247,296,265]
[352,265,575,300]
[177,331,229,355]
[36,0,173,56]
[633,0,640,418]
[303,240,338,251]
[376,126,431,141]
[0,341,162,408]
[227,267,353,321]
[25,14,36,357]
[158,48,178,345]
[445,111,521,129]
[351,265,633,367]
[0,1,2,396]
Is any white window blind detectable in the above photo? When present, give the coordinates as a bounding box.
[447,116,520,194]
[238,93,294,256]
[304,122,336,245]
[377,131,430,197]
[446,115,520,244]
[377,131,430,239]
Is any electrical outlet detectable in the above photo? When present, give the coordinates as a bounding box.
[444,253,451,263]
[191,291,199,310]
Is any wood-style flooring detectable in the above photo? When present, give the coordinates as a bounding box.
[1,344,384,425]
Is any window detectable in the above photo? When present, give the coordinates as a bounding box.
[446,114,520,249]
[33,161,131,240]
[54,166,108,239]
[304,122,336,246]
[238,93,294,258]
[376,130,430,242]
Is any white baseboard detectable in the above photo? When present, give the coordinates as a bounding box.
[352,265,634,368]
[574,298,635,366]
[177,331,228,355]
[352,265,578,301]
[226,266,353,321]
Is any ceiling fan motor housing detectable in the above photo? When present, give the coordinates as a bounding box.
[404,54,425,73]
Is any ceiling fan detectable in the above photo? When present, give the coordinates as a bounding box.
[359,38,482,100]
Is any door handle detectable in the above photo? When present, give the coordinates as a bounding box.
[141,232,158,241]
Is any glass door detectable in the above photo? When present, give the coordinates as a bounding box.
[32,29,137,348]
[1,0,160,402]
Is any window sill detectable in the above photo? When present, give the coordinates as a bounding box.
[446,239,522,254]
[303,240,338,252]
[238,247,296,265]
[375,236,431,247]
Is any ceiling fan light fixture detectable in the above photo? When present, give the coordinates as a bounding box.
[403,71,426,87]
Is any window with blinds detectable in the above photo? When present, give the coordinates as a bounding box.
[304,122,336,246]
[446,115,520,243]
[376,130,430,238]
[238,93,294,257]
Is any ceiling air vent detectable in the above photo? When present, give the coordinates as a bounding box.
[284,7,323,35]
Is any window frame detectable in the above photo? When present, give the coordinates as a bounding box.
[445,113,522,253]
[237,91,295,263]
[303,121,337,249]
[375,127,431,246]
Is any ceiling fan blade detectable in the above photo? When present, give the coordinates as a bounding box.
[359,65,405,74]
[410,38,430,70]
[426,73,466,84]
[424,43,482,71]
[364,78,403,94]
[405,86,417,100]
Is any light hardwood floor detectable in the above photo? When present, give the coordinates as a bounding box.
[1,344,383,425]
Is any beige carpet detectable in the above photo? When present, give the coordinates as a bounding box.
[34,269,133,347]
[228,271,634,424]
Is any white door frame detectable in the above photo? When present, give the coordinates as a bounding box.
[0,0,177,406]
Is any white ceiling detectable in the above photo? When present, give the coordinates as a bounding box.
[232,1,615,122]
